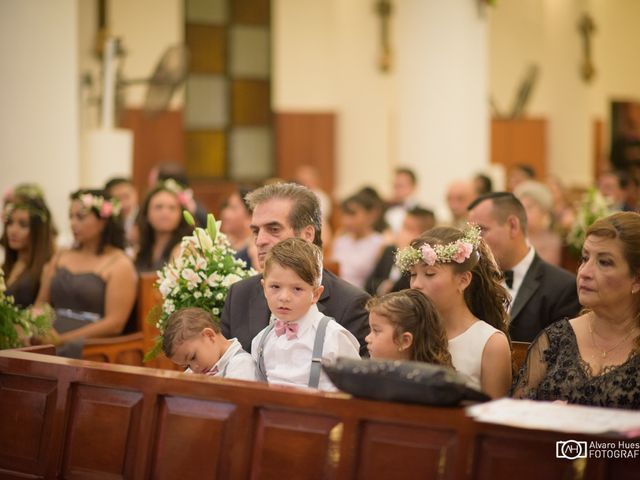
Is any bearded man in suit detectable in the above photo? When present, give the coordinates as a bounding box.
[221,182,369,355]
[467,192,580,342]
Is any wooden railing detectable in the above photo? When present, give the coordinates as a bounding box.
[0,349,636,480]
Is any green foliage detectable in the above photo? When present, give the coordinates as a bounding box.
[0,273,52,349]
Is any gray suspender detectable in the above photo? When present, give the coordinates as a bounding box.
[256,322,276,382]
[308,316,330,389]
[256,316,332,388]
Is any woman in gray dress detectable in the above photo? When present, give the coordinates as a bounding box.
[34,189,137,357]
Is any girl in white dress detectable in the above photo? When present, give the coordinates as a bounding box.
[395,225,512,398]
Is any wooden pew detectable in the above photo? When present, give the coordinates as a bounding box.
[511,341,530,373]
[0,349,636,480]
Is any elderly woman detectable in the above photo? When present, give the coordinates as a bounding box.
[512,211,640,409]
[514,180,562,266]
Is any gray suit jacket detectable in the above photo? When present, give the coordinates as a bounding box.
[221,269,370,355]
[509,254,581,342]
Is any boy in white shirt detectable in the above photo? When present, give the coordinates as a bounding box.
[252,238,361,391]
[163,307,256,381]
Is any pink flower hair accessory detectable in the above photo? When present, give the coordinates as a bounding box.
[394,223,482,273]
[77,193,121,218]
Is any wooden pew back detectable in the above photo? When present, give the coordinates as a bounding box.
[0,350,635,480]
[511,341,531,373]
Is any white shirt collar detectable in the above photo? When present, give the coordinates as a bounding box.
[212,338,243,374]
[506,246,536,305]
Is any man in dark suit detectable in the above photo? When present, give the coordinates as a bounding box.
[221,182,370,355]
[467,192,581,342]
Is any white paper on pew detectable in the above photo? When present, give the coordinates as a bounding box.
[467,398,640,436]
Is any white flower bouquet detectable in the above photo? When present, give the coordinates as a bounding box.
[145,212,255,360]
[0,270,51,349]
[566,187,613,255]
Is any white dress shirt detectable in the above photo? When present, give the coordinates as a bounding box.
[506,246,536,313]
[331,232,385,289]
[185,338,257,381]
[251,304,361,392]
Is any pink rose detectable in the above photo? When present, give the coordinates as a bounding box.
[100,201,113,218]
[3,187,14,202]
[420,244,438,266]
[80,194,94,209]
[452,242,473,263]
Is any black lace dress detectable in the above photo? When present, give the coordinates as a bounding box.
[511,319,640,409]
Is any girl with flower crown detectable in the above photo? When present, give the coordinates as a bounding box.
[395,225,512,398]
[1,193,55,307]
[32,189,138,357]
[135,181,193,272]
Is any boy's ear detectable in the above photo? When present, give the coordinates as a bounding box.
[399,331,413,350]
[312,284,324,303]
[260,278,265,289]
[201,327,218,341]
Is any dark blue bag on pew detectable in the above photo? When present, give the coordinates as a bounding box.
[323,357,490,406]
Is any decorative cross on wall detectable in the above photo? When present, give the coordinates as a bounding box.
[375,0,392,73]
[578,13,596,83]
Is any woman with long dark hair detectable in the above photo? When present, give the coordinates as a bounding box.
[34,189,137,357]
[1,194,55,307]
[135,180,193,272]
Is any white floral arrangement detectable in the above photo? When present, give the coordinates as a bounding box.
[566,187,613,255]
[394,223,482,273]
[0,270,51,349]
[145,211,255,360]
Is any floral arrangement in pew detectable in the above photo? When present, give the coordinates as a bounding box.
[144,211,255,360]
[0,270,51,349]
[566,187,613,258]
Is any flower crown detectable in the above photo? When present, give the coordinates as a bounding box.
[394,223,482,273]
[2,201,49,223]
[79,193,121,219]
[158,179,194,209]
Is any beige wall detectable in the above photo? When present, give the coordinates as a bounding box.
[273,0,394,201]
[274,0,489,219]
[0,0,80,246]
[110,0,184,109]
[489,0,640,187]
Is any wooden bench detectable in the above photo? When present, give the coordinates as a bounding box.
[511,340,530,373]
[0,349,636,479]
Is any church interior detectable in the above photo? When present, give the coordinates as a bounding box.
[1,1,640,478]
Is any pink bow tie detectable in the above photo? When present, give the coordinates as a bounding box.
[205,365,219,376]
[274,320,299,340]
